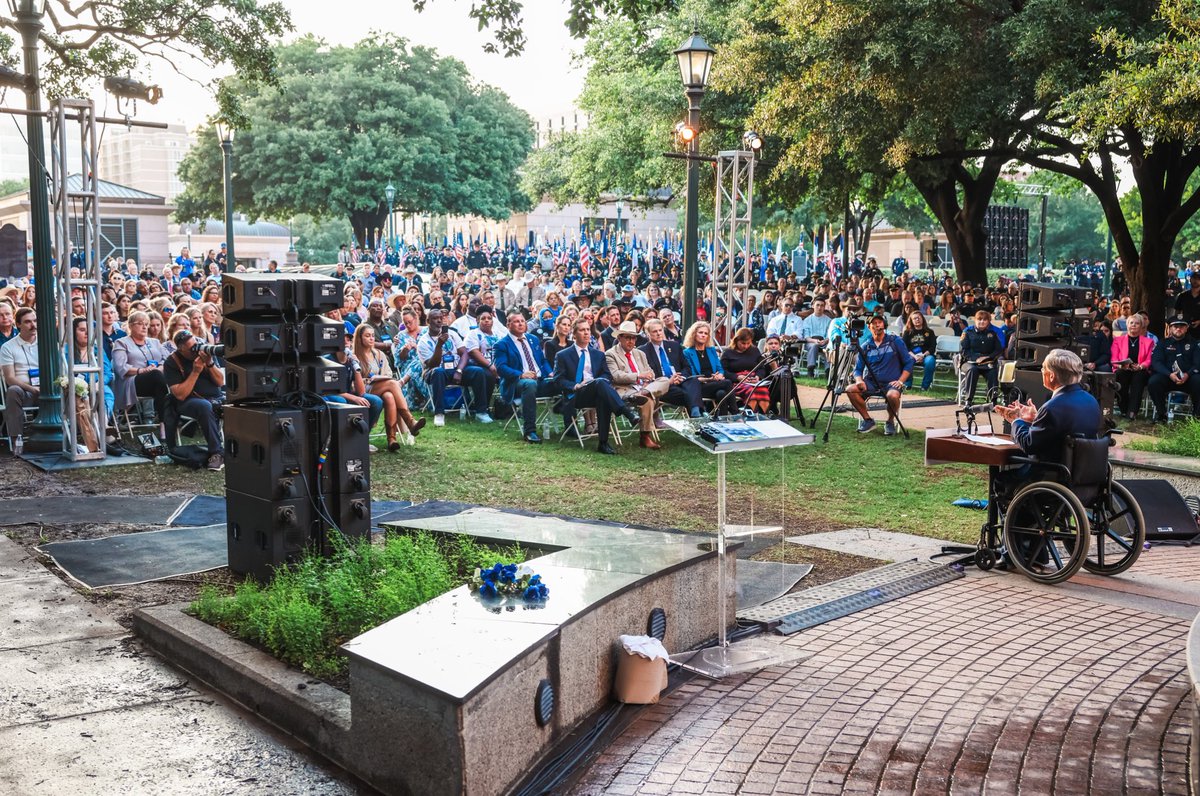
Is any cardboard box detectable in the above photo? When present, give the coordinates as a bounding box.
[613,650,668,704]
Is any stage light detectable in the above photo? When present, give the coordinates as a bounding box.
[104,76,163,104]
[743,130,763,153]
[675,121,696,144]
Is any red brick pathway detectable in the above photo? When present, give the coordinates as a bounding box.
[571,574,1194,795]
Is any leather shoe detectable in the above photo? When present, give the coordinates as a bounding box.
[627,394,649,406]
[524,431,542,444]
[639,432,661,450]
[621,406,641,426]
[597,443,617,455]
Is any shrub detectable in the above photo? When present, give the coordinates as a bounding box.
[190,531,525,677]
[1127,418,1200,458]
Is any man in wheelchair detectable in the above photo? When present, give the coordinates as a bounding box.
[996,348,1100,466]
[984,349,1144,582]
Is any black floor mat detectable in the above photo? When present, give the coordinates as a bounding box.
[0,495,188,527]
[170,495,416,527]
[37,524,226,588]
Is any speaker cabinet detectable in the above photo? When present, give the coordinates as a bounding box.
[221,317,343,358]
[1117,479,1199,540]
[223,406,314,499]
[225,491,319,581]
[222,273,342,316]
[1013,339,1092,368]
[1019,282,1095,311]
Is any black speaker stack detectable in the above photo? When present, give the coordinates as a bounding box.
[220,273,372,582]
[984,205,1030,270]
[1009,281,1115,416]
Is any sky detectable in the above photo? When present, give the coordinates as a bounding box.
[93,0,589,129]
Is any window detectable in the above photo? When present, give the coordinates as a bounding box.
[70,217,139,264]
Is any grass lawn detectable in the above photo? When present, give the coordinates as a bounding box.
[60,409,989,545]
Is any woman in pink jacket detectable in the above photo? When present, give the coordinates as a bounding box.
[1110,312,1155,419]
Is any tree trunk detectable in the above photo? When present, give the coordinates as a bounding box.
[908,172,983,285]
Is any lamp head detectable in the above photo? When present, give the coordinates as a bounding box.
[674,121,696,145]
[8,0,46,18]
[215,121,235,144]
[742,130,763,153]
[674,30,715,90]
[385,183,396,205]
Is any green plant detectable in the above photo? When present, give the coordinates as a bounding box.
[1127,418,1200,458]
[190,531,525,678]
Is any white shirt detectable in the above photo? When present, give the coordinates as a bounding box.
[0,335,38,383]
[510,332,537,372]
[465,328,498,364]
[576,345,592,382]
[767,312,803,337]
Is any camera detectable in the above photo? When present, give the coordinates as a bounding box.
[848,317,867,335]
[196,343,226,357]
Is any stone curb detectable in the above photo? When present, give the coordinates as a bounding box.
[1188,612,1200,795]
[133,604,354,771]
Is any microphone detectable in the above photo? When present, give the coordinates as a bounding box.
[960,402,995,416]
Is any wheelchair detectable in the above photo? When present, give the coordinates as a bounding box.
[950,433,1146,585]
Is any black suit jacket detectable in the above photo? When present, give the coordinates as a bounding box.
[639,339,690,378]
[552,345,613,395]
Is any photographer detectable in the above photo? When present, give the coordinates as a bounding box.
[845,314,914,436]
[165,330,225,471]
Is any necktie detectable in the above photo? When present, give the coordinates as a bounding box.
[518,336,536,372]
[576,349,586,384]
[658,346,672,376]
[626,350,637,374]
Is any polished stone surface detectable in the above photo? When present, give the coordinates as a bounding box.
[346,506,720,702]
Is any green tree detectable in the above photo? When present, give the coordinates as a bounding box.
[174,35,535,246]
[0,178,28,197]
[292,214,353,265]
[0,1,291,121]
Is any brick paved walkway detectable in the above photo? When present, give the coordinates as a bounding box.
[571,561,1195,795]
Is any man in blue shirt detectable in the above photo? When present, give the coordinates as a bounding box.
[845,314,914,436]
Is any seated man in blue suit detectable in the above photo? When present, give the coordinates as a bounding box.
[494,310,558,444]
[639,318,703,418]
[997,348,1101,464]
[553,318,640,455]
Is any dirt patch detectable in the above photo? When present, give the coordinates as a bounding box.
[749,542,885,590]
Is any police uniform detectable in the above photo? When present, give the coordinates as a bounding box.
[959,324,1002,404]
[1148,319,1200,420]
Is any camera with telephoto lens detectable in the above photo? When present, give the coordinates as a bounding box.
[196,343,225,357]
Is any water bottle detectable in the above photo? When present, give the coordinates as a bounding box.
[13,436,23,455]
[459,404,467,420]
[154,454,173,465]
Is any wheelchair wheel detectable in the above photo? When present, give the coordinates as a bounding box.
[1002,481,1090,584]
[1082,481,1146,575]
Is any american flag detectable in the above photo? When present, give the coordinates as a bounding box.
[454,242,465,263]
[579,240,591,271]
[608,250,617,270]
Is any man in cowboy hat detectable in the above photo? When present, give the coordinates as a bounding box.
[605,321,669,449]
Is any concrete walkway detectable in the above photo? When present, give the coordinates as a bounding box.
[570,546,1198,795]
[0,536,359,795]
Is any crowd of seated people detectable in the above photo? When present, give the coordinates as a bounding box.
[4,248,1200,464]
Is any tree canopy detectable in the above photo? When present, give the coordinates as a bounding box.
[174,35,536,246]
[0,0,291,121]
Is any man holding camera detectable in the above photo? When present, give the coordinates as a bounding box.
[165,330,225,471]
[845,314,913,435]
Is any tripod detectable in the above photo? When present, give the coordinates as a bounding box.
[768,357,806,424]
[809,339,909,442]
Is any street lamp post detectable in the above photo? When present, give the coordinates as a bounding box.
[674,31,715,331]
[8,0,63,452]
[215,122,235,272]
[385,183,396,249]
